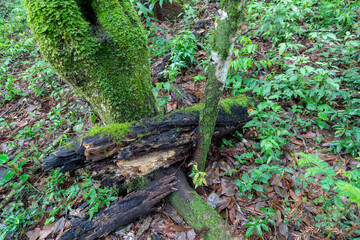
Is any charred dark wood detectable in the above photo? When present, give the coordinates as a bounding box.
[44,96,255,183]
[59,174,177,240]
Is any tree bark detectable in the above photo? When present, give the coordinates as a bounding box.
[59,174,177,240]
[193,0,248,171]
[43,96,255,184]
[168,170,231,240]
[25,0,157,124]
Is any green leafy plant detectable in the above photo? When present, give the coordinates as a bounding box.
[245,207,276,239]
[0,152,29,185]
[189,162,207,189]
[162,30,198,81]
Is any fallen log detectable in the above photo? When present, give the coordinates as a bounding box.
[59,174,177,240]
[168,170,231,240]
[45,95,256,239]
[44,96,255,186]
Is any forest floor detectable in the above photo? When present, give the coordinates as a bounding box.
[1,0,360,239]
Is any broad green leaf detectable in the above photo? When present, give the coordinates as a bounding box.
[91,114,97,123]
[262,224,270,232]
[9,152,23,166]
[306,102,317,111]
[245,226,254,239]
[255,224,263,237]
[242,174,250,183]
[234,179,242,187]
[0,171,15,185]
[318,112,329,121]
[252,184,263,192]
[0,154,9,164]
[20,173,30,182]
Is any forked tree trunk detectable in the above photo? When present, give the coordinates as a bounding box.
[26,0,253,238]
[25,0,157,124]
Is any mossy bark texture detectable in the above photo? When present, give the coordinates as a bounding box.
[25,0,157,124]
[168,170,231,240]
[194,0,248,171]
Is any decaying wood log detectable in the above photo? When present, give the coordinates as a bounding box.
[59,174,177,240]
[44,96,255,185]
[168,170,231,240]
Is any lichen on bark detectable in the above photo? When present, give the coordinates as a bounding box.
[25,0,157,124]
[194,0,248,171]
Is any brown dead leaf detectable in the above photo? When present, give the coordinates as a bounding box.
[303,132,317,139]
[289,189,302,200]
[39,222,56,240]
[26,228,40,240]
[69,208,85,218]
[53,217,66,233]
[187,229,196,240]
[270,174,285,188]
[170,224,193,232]
[247,108,254,114]
[292,139,304,145]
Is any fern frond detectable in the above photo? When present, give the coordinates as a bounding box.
[335,180,360,206]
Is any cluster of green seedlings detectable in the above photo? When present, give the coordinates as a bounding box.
[132,0,205,112]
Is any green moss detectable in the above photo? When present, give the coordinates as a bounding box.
[220,95,256,113]
[220,101,232,115]
[63,142,77,151]
[25,0,156,124]
[168,189,230,240]
[85,122,132,142]
[123,176,147,192]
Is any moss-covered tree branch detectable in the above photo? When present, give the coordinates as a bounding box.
[194,0,248,171]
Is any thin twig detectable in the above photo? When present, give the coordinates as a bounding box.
[326,203,351,239]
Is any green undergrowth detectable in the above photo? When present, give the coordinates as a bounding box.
[0,0,116,239]
[222,0,360,238]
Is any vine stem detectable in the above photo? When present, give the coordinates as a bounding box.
[326,202,351,239]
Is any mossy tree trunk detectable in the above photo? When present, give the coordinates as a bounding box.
[194,0,248,171]
[25,0,157,124]
[26,0,250,238]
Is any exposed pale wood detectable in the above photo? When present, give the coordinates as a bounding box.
[44,96,254,185]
